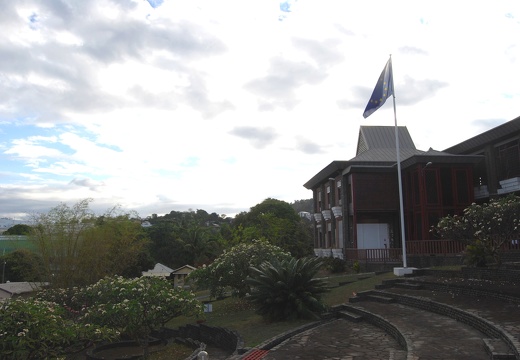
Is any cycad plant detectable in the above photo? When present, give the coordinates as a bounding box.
[246,257,329,321]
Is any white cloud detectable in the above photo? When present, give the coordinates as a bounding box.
[0,0,519,219]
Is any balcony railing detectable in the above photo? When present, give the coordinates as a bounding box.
[322,239,520,263]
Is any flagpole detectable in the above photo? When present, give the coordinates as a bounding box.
[391,60,408,268]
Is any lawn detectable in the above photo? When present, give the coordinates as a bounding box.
[166,271,396,348]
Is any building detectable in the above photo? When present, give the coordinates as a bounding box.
[142,263,196,287]
[303,116,520,262]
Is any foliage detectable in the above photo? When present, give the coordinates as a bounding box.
[352,261,360,273]
[323,257,346,273]
[4,224,33,235]
[232,198,313,258]
[246,257,329,321]
[31,199,150,287]
[145,209,225,268]
[434,195,520,266]
[188,240,292,298]
[38,276,204,344]
[0,297,118,360]
[289,199,313,214]
[0,249,44,282]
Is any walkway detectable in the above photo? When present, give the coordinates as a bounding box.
[235,273,520,360]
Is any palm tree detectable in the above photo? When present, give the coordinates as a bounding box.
[246,257,329,321]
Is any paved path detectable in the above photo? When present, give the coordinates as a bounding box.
[262,319,406,360]
[385,285,520,346]
[350,301,491,359]
[229,275,520,360]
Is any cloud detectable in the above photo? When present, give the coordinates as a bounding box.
[397,76,449,105]
[295,137,326,154]
[399,46,428,56]
[69,178,105,191]
[245,57,326,110]
[229,126,279,149]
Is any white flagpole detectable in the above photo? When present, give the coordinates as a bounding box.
[391,57,408,268]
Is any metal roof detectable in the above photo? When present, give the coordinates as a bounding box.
[444,115,520,154]
[356,126,416,155]
[303,125,486,190]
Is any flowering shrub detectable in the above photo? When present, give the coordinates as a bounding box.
[0,298,118,359]
[434,195,520,266]
[39,276,204,343]
[188,239,292,298]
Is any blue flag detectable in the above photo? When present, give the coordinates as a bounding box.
[363,58,393,118]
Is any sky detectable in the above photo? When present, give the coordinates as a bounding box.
[1,0,519,220]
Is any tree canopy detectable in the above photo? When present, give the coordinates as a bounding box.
[31,199,151,287]
[434,195,520,266]
[233,198,313,257]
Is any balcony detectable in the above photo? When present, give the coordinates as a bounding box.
[498,177,520,195]
[474,185,489,199]
[321,210,332,221]
[313,213,322,222]
[331,206,342,218]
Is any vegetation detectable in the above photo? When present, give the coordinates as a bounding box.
[233,198,313,258]
[434,195,520,266]
[188,240,292,298]
[31,199,151,288]
[34,276,203,358]
[0,249,44,282]
[0,297,119,359]
[145,209,229,269]
[247,257,329,321]
[3,224,33,235]
[168,271,395,347]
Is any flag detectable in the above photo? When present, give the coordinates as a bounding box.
[362,58,393,118]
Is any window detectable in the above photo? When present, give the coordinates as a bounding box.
[496,139,520,179]
[455,169,470,204]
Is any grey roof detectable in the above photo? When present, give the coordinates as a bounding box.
[303,125,484,190]
[444,115,520,154]
[0,282,48,299]
[356,126,416,155]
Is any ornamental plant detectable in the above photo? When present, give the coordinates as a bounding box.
[0,297,118,360]
[39,276,204,346]
[188,239,292,298]
[246,257,329,321]
[434,195,520,266]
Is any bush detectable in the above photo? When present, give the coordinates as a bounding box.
[434,195,520,266]
[38,276,204,343]
[0,298,118,359]
[352,261,360,273]
[246,257,329,321]
[323,257,346,273]
[188,240,292,298]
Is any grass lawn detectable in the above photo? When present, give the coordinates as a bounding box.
[166,271,397,348]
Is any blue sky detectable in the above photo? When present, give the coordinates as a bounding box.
[1,0,519,219]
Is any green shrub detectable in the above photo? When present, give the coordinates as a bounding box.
[246,257,329,321]
[324,257,346,273]
[188,240,292,298]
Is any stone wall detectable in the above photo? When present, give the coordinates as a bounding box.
[158,324,243,353]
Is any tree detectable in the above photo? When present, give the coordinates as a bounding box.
[31,199,150,287]
[246,257,329,321]
[145,210,223,268]
[4,224,33,235]
[188,240,292,298]
[0,249,44,282]
[0,297,119,359]
[290,198,313,214]
[37,276,203,358]
[434,195,520,266]
[232,198,313,258]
